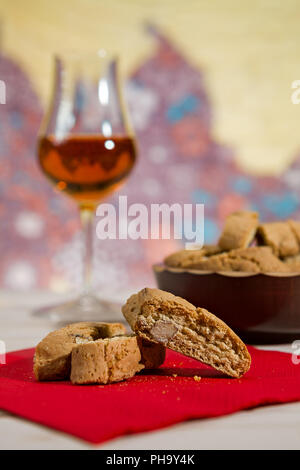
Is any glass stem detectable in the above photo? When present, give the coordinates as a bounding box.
[80,207,95,297]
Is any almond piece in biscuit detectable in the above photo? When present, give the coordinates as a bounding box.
[34,322,126,381]
[70,335,144,384]
[218,211,258,251]
[122,288,251,378]
[257,221,299,257]
[164,245,221,268]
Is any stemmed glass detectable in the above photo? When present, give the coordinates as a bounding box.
[37,51,136,323]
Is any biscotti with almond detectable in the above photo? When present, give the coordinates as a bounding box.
[164,245,221,268]
[218,211,258,251]
[163,212,300,273]
[70,335,144,385]
[122,288,251,378]
[191,246,289,273]
[34,321,126,381]
[257,221,299,257]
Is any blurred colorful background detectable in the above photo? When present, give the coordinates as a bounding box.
[1,0,300,294]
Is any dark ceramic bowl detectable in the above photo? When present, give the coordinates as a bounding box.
[153,264,300,344]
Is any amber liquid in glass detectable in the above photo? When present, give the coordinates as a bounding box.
[38,135,136,208]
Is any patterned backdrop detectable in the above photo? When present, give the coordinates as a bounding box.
[1,26,300,293]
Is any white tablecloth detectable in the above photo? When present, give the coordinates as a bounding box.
[1,290,299,450]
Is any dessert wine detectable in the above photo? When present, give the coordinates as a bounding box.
[38,134,136,207]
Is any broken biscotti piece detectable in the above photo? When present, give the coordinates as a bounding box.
[218,211,258,251]
[122,288,251,378]
[34,322,126,381]
[70,335,144,385]
[190,246,289,273]
[164,245,221,268]
[257,221,299,257]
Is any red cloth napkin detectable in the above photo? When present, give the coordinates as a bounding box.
[0,346,300,444]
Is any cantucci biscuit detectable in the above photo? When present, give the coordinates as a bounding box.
[257,221,299,257]
[70,335,144,385]
[218,211,258,251]
[190,246,289,273]
[34,322,126,381]
[122,288,251,378]
[164,245,221,268]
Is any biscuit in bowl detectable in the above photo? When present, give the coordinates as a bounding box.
[218,211,258,251]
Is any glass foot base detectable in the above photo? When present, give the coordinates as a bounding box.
[32,294,123,326]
